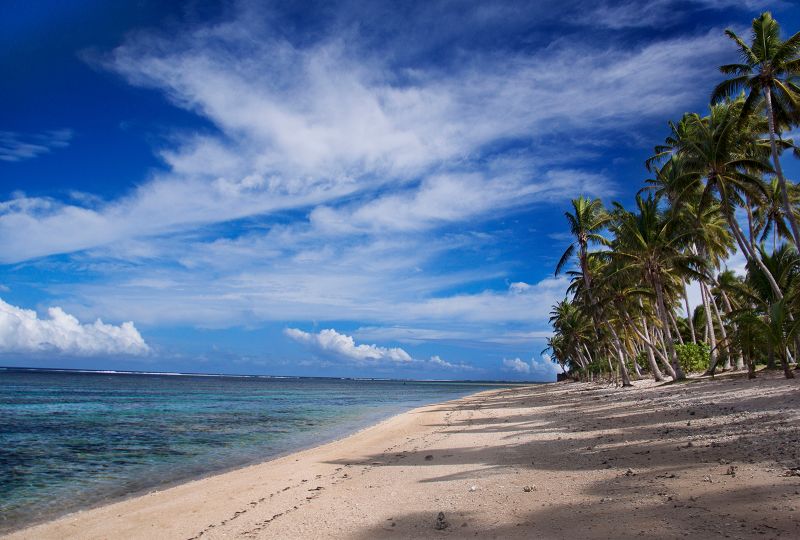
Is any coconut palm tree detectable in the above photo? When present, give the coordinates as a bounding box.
[676,101,781,298]
[555,196,611,285]
[753,178,799,250]
[712,12,800,246]
[607,195,705,380]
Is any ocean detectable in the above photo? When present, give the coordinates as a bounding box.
[0,368,503,533]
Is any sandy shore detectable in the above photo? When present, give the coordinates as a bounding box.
[6,371,800,539]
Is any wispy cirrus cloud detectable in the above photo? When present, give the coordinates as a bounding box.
[0,129,73,162]
[0,1,753,370]
[0,15,731,263]
[580,0,781,29]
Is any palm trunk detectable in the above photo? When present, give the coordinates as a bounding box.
[653,274,685,379]
[727,213,783,299]
[669,310,684,345]
[640,316,675,382]
[701,283,719,375]
[640,316,666,381]
[655,327,677,378]
[745,194,756,245]
[610,330,632,387]
[764,85,800,248]
[778,350,795,379]
[719,290,744,370]
[683,281,697,344]
[746,350,757,379]
[709,290,731,371]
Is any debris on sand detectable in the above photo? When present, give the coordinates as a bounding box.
[434,511,449,530]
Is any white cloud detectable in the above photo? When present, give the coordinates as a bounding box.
[428,355,475,371]
[0,298,149,356]
[0,15,728,263]
[284,327,475,371]
[503,357,531,374]
[502,355,562,379]
[580,0,777,29]
[285,327,413,363]
[0,129,72,162]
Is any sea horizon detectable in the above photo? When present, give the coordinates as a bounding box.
[0,365,533,384]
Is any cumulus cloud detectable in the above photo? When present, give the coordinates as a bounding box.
[502,355,562,379]
[428,355,475,371]
[285,328,474,370]
[0,298,149,356]
[285,328,413,363]
[503,357,531,374]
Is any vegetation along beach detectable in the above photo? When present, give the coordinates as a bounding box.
[2,1,800,539]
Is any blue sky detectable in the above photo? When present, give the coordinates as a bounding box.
[2,0,799,380]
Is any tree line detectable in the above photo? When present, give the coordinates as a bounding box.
[547,13,800,385]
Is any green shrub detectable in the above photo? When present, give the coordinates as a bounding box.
[674,342,710,373]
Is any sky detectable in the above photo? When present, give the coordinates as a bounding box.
[2,0,800,381]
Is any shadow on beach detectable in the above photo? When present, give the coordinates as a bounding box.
[327,373,800,538]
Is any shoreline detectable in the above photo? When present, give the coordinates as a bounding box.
[6,373,800,539]
[3,386,510,539]
[0,385,508,536]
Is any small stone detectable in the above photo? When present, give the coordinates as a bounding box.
[703,475,712,483]
[726,466,737,477]
[434,512,449,530]
[469,485,477,492]
[523,485,536,492]
[425,455,434,461]
[625,468,635,476]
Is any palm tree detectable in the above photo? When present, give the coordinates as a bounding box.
[712,12,800,247]
[753,178,798,250]
[676,101,781,298]
[608,195,703,380]
[555,196,611,286]
[555,197,634,386]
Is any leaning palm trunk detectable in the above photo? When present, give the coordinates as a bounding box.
[718,289,745,370]
[609,329,632,387]
[778,349,795,379]
[639,314,669,381]
[700,283,719,375]
[764,86,800,248]
[709,292,731,371]
[727,214,784,299]
[745,194,756,245]
[650,323,677,378]
[617,302,665,382]
[653,275,685,379]
[668,310,684,345]
[683,281,697,344]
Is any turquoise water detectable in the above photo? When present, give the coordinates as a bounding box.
[0,368,499,532]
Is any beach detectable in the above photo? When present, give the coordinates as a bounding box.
[6,371,800,539]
